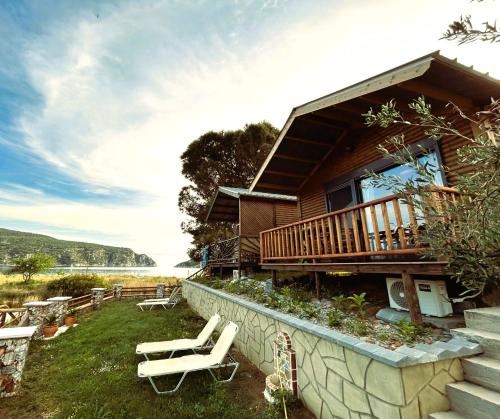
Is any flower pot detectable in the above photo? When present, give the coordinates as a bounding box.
[64,315,77,327]
[42,324,58,338]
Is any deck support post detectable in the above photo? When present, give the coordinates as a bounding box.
[314,272,321,300]
[272,270,277,288]
[402,272,423,324]
[219,266,223,281]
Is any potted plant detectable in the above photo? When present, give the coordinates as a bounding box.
[64,309,77,327]
[42,313,59,338]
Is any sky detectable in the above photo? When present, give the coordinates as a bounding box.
[0,0,499,269]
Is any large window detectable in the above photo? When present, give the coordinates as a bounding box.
[358,151,444,250]
[359,152,444,202]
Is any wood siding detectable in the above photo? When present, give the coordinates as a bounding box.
[240,198,299,235]
[299,117,473,220]
[275,201,299,227]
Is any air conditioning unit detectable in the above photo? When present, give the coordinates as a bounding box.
[386,278,453,317]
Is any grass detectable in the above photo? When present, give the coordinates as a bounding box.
[0,301,270,419]
[0,274,180,306]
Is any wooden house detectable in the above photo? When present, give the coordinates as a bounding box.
[249,52,500,321]
[203,186,298,276]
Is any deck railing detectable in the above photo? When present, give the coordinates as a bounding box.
[260,186,460,262]
[0,306,27,328]
[204,235,261,266]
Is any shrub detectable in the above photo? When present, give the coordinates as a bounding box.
[299,302,320,318]
[327,309,344,328]
[347,293,369,318]
[343,319,372,337]
[394,319,430,343]
[45,274,106,298]
[331,294,348,311]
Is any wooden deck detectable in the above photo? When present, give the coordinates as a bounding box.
[259,186,459,272]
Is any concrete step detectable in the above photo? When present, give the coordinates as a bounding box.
[462,356,500,392]
[452,328,500,360]
[429,411,467,419]
[465,307,500,334]
[447,381,500,419]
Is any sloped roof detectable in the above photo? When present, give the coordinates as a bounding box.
[250,51,500,194]
[206,186,297,223]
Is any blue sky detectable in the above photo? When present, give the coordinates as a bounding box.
[0,0,498,268]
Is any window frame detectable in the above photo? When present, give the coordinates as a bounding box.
[324,138,446,211]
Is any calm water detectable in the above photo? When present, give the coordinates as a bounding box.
[0,265,199,279]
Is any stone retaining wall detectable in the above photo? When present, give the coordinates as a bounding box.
[183,280,476,419]
[0,327,36,398]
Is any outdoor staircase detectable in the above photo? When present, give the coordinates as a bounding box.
[430,307,500,419]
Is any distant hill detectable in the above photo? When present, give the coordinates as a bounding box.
[0,228,156,267]
[175,259,199,268]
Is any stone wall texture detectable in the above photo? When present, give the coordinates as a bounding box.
[0,330,34,398]
[183,280,464,419]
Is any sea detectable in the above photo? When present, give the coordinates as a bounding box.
[0,265,199,279]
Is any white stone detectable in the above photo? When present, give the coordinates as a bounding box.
[0,327,36,339]
[23,301,53,307]
[46,296,72,301]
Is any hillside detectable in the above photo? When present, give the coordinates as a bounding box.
[175,259,198,268]
[0,228,156,267]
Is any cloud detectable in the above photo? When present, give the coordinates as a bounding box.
[1,0,498,268]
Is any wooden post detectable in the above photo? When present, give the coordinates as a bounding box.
[219,266,223,281]
[272,270,277,288]
[402,272,423,324]
[314,272,321,300]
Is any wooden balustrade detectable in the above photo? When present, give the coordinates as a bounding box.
[68,294,93,310]
[0,307,27,328]
[260,187,460,262]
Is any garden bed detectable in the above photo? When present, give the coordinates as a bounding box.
[194,276,449,350]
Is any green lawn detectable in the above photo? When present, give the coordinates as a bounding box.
[0,301,278,419]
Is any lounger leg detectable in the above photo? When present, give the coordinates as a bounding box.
[147,371,188,395]
[143,353,150,361]
[208,362,239,383]
[168,350,177,359]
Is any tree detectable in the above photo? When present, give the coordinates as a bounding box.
[442,0,500,44]
[9,253,56,283]
[179,121,279,259]
[363,97,499,297]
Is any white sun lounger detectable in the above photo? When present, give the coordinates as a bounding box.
[137,287,181,311]
[138,322,239,395]
[136,314,221,360]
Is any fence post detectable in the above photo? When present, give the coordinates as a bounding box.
[0,326,37,397]
[46,296,72,325]
[91,288,106,310]
[156,284,166,299]
[23,301,54,339]
[112,284,123,300]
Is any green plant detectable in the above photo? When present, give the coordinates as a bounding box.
[347,293,369,318]
[395,319,430,343]
[45,274,107,298]
[8,253,56,283]
[331,294,347,311]
[44,313,58,326]
[327,309,344,328]
[67,309,77,317]
[344,319,372,337]
[300,302,320,318]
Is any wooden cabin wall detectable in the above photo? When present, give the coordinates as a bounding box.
[240,199,299,235]
[239,199,274,236]
[275,201,299,227]
[299,116,473,220]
